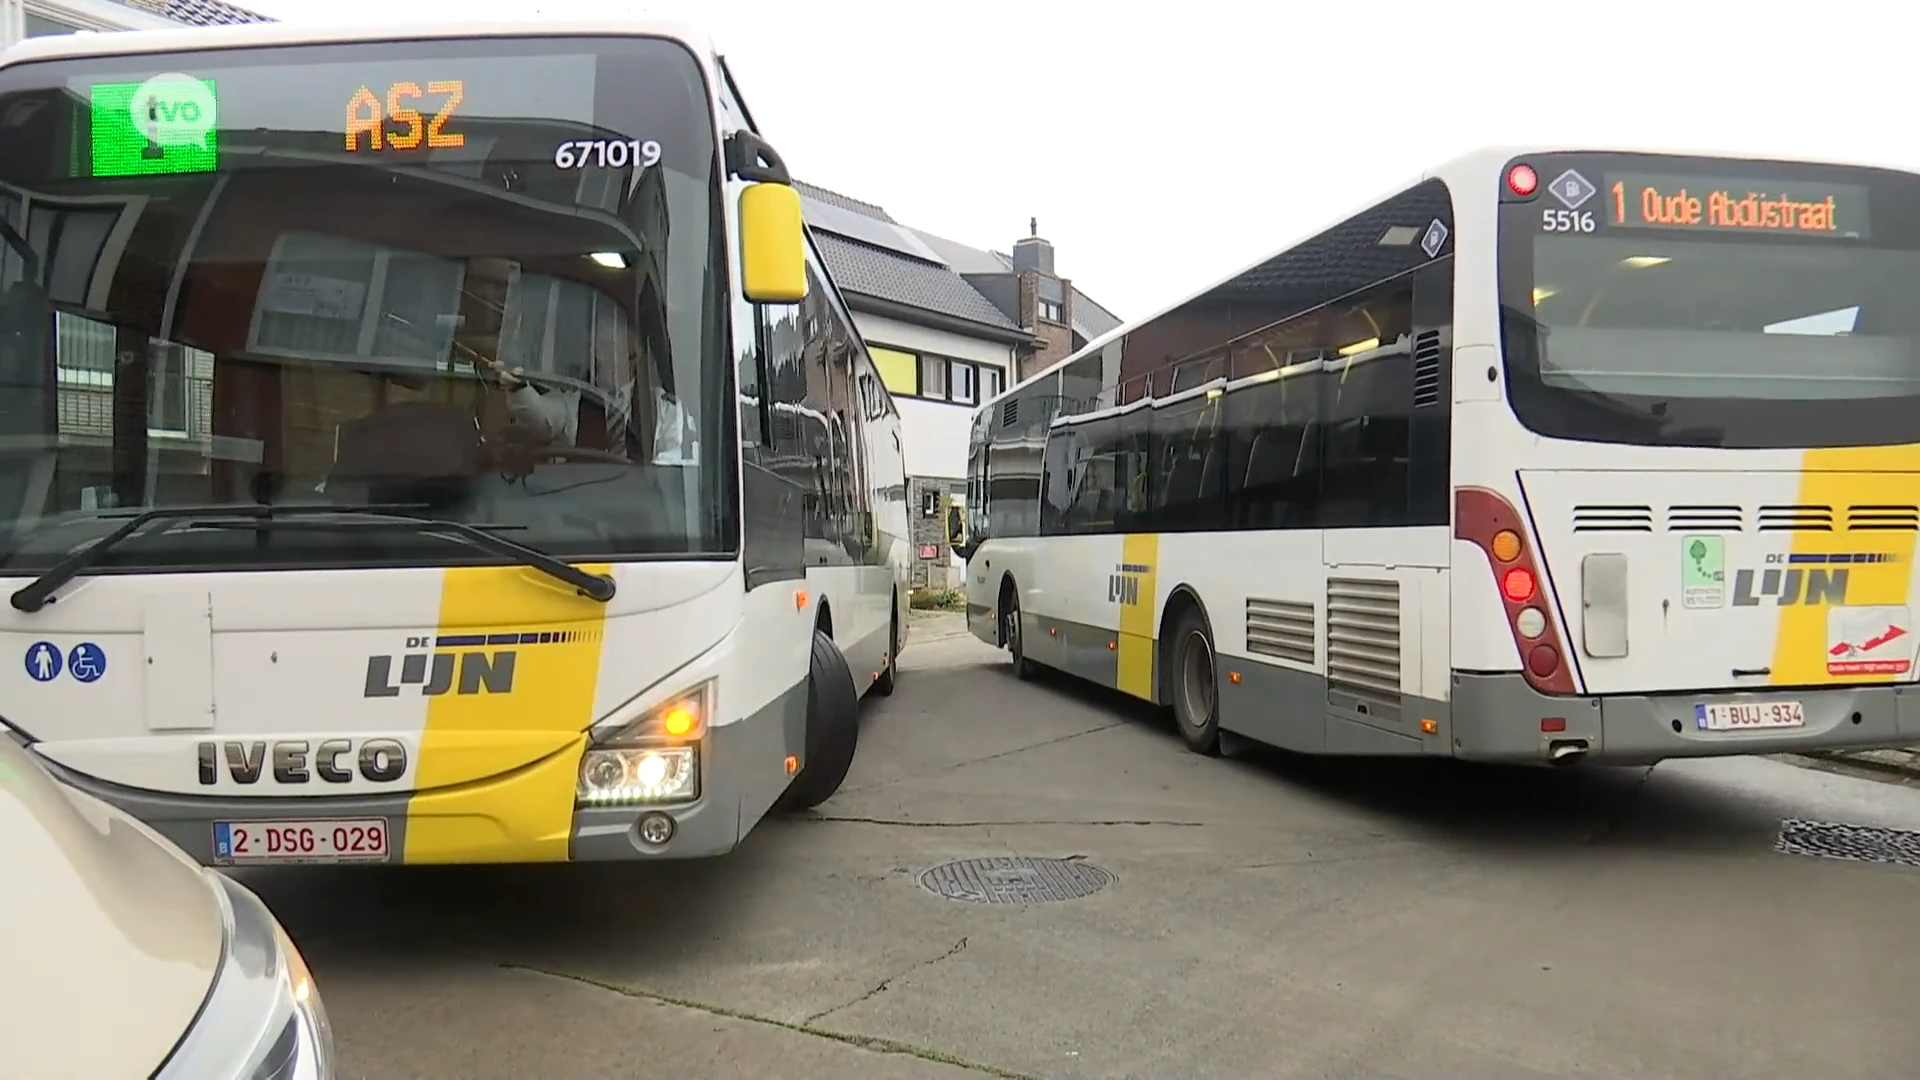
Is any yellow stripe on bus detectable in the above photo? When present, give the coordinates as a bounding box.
[1769,446,1920,687]
[402,563,613,863]
[1116,533,1159,700]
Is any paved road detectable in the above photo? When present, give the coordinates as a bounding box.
[247,614,1920,1080]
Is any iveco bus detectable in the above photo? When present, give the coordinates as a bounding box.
[0,18,909,864]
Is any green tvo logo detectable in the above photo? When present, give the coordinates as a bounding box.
[129,72,216,157]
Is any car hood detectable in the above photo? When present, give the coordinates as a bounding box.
[0,736,223,1080]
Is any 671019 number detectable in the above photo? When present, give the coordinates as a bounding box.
[553,139,663,170]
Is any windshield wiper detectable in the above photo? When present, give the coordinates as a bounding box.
[191,513,617,602]
[8,503,616,613]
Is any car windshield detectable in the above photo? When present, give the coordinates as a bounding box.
[0,34,734,573]
[1499,153,1920,449]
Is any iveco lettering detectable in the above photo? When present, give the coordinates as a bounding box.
[961,146,1920,767]
[0,18,909,867]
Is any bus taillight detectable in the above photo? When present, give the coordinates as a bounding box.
[1500,566,1535,602]
[1506,163,1539,197]
[1455,487,1576,694]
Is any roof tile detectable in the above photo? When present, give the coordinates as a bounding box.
[811,232,1020,333]
[113,0,274,25]
[792,180,896,223]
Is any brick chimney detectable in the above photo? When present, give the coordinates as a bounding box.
[1014,218,1073,381]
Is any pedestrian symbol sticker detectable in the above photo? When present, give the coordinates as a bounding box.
[24,641,62,682]
[68,642,106,683]
[1549,169,1597,211]
[1681,535,1725,609]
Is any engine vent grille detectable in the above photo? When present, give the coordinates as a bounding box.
[1846,505,1920,532]
[1245,598,1314,666]
[1326,577,1400,720]
[1759,505,1833,531]
[1572,505,1653,533]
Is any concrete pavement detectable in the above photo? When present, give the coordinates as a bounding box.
[250,625,1920,1080]
[1793,745,1920,782]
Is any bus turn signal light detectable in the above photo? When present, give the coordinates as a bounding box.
[1490,529,1522,562]
[661,704,697,738]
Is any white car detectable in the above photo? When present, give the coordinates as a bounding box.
[1,726,334,1079]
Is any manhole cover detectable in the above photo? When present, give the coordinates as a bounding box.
[1776,819,1920,867]
[918,857,1112,904]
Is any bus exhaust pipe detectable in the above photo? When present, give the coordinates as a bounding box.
[1548,740,1590,766]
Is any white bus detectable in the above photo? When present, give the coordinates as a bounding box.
[963,146,1920,766]
[0,18,910,865]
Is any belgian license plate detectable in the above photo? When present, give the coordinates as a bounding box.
[1695,700,1805,731]
[212,818,390,865]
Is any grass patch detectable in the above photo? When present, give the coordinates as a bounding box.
[910,588,966,612]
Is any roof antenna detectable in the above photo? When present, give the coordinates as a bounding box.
[1029,217,1038,238]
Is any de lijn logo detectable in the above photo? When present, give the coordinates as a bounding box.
[24,641,106,685]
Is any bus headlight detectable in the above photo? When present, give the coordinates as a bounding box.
[576,680,710,805]
[576,745,697,805]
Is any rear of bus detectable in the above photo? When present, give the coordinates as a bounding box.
[1452,149,1920,764]
[0,26,814,864]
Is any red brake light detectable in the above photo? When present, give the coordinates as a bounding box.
[1501,566,1536,603]
[1506,164,1538,197]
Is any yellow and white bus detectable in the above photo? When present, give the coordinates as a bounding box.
[0,17,909,864]
[964,146,1920,766]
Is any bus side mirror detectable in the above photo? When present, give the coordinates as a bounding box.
[738,182,807,304]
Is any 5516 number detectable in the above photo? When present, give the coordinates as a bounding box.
[553,139,663,170]
[1541,208,1596,233]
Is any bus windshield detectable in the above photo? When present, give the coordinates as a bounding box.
[0,34,733,575]
[1498,153,1920,449]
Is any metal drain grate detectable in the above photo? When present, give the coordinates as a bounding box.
[918,857,1113,904]
[1775,819,1920,867]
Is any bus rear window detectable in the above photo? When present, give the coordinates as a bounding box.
[1498,154,1920,449]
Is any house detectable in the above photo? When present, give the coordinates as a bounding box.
[5,0,270,46]
[793,181,1119,589]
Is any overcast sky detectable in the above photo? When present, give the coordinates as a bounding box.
[238,0,1910,320]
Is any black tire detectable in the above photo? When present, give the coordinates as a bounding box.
[1169,607,1222,756]
[872,602,899,697]
[1004,585,1034,680]
[774,629,861,812]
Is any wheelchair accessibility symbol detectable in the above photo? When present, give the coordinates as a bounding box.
[22,640,105,684]
[68,642,105,683]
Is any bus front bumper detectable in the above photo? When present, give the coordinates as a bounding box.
[1451,672,1920,766]
[29,680,808,866]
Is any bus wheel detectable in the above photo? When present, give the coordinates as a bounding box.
[1171,608,1222,756]
[775,629,861,813]
[1005,591,1034,680]
[872,604,899,697]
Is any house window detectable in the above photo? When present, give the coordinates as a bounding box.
[1037,298,1063,323]
[868,344,917,395]
[918,354,947,399]
[867,341,1007,407]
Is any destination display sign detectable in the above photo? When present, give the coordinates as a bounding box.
[1606,172,1869,238]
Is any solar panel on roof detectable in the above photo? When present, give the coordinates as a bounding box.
[800,197,947,266]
